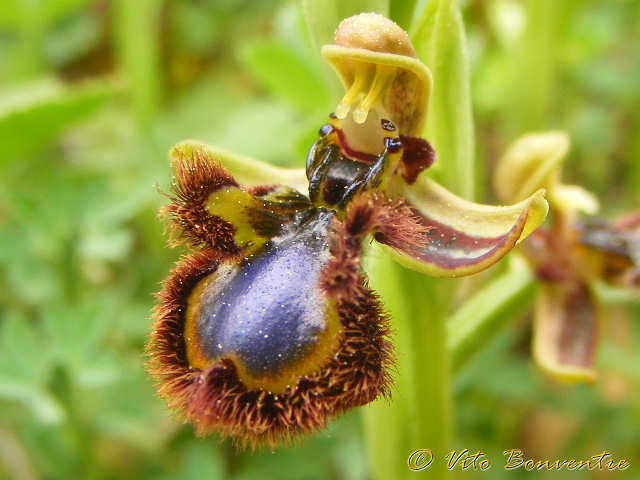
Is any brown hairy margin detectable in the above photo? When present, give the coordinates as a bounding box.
[146,239,394,449]
[160,148,242,254]
[321,192,431,299]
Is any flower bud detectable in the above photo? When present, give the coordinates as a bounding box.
[495,131,598,214]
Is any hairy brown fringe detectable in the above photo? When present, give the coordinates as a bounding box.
[146,246,394,450]
[321,192,432,299]
[161,148,242,254]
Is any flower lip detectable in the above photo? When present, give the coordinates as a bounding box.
[147,206,393,448]
[148,148,397,447]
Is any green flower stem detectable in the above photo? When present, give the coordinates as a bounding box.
[367,262,537,478]
[364,1,474,478]
[448,262,536,373]
[406,275,453,479]
[114,0,162,127]
[363,254,414,480]
[364,255,452,480]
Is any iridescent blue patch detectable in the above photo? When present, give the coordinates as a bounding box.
[195,210,335,377]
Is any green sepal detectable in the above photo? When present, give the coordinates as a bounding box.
[378,177,548,277]
[170,140,308,194]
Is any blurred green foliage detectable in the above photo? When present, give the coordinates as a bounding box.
[0,1,638,479]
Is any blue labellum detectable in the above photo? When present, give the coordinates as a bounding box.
[194,210,336,380]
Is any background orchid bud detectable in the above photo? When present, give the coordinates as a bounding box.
[494,131,569,204]
[495,131,599,215]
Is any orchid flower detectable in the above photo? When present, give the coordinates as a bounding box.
[495,132,639,383]
[146,13,548,448]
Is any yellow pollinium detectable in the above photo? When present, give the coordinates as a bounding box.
[334,63,397,125]
[322,13,432,137]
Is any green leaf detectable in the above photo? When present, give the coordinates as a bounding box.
[79,227,133,262]
[0,314,64,423]
[44,12,101,67]
[0,78,115,162]
[507,0,564,134]
[0,228,60,304]
[241,39,332,112]
[0,381,64,424]
[41,301,110,372]
[448,260,536,372]
[92,371,170,451]
[165,442,225,480]
[412,0,475,198]
[389,0,418,30]
[0,314,50,383]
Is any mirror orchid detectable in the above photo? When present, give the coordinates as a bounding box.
[146,13,548,448]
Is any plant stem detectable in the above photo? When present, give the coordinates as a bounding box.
[363,254,415,480]
[405,273,452,477]
[114,0,163,127]
[364,255,452,479]
[364,0,473,477]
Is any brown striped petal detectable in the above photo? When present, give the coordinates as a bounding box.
[375,177,548,277]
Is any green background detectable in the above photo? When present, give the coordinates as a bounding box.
[0,0,638,478]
